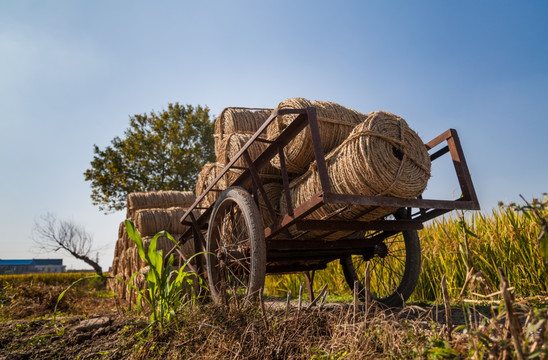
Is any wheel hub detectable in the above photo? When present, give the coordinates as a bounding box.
[373,243,389,258]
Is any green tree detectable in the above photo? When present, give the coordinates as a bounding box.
[84,103,214,213]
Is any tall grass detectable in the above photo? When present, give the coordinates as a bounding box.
[265,199,548,302]
[416,204,547,301]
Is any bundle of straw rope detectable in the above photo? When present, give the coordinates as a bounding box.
[109,190,197,299]
[126,191,195,219]
[280,111,431,238]
[214,107,273,156]
[194,162,239,208]
[134,207,190,236]
[217,132,281,176]
[107,222,133,297]
[257,182,284,228]
[267,98,366,174]
[142,234,195,260]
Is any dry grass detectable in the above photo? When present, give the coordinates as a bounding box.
[127,295,547,360]
[0,273,114,320]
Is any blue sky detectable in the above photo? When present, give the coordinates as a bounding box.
[1,1,547,270]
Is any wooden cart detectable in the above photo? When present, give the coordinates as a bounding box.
[176,107,480,307]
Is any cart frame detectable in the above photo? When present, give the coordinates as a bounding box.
[174,106,480,301]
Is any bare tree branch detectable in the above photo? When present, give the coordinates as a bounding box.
[32,213,103,276]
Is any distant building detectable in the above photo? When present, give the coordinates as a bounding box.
[0,259,65,275]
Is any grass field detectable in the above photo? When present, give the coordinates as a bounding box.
[265,201,548,303]
[1,198,547,359]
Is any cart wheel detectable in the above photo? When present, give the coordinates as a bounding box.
[206,186,266,305]
[340,230,421,307]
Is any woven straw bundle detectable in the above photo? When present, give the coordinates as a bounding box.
[126,191,196,219]
[214,107,273,156]
[195,162,247,208]
[267,98,366,174]
[217,132,280,176]
[280,111,431,238]
[134,207,190,237]
[258,182,284,228]
[142,234,195,260]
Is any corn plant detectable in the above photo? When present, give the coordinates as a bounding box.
[124,219,206,330]
[54,221,206,333]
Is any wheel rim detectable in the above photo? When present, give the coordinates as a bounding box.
[208,197,254,302]
[349,231,409,301]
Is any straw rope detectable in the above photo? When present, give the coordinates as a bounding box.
[217,132,280,175]
[195,162,235,208]
[214,107,273,156]
[126,191,196,219]
[257,182,284,228]
[280,110,431,239]
[134,207,191,237]
[142,233,195,260]
[267,98,366,174]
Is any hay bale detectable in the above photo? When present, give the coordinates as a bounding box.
[258,182,284,228]
[267,98,365,174]
[280,111,431,238]
[134,207,191,237]
[216,132,280,176]
[214,107,273,156]
[126,190,196,219]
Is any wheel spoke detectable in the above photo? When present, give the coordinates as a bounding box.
[207,188,266,305]
[344,230,420,306]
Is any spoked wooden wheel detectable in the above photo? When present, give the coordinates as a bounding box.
[206,187,266,305]
[340,230,421,307]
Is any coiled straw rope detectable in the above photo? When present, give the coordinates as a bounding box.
[126,191,196,219]
[216,132,280,176]
[280,111,431,239]
[214,107,273,156]
[258,182,284,228]
[134,207,191,237]
[267,98,366,174]
[110,191,197,299]
[194,162,250,208]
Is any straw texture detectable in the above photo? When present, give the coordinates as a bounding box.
[217,132,280,176]
[194,162,238,208]
[142,234,195,260]
[109,191,197,299]
[214,107,273,156]
[267,98,366,174]
[134,207,190,236]
[280,111,431,238]
[258,182,284,228]
[126,190,196,219]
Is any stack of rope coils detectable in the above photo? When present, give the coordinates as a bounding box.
[267,98,366,174]
[107,190,196,301]
[197,107,282,213]
[279,110,431,239]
